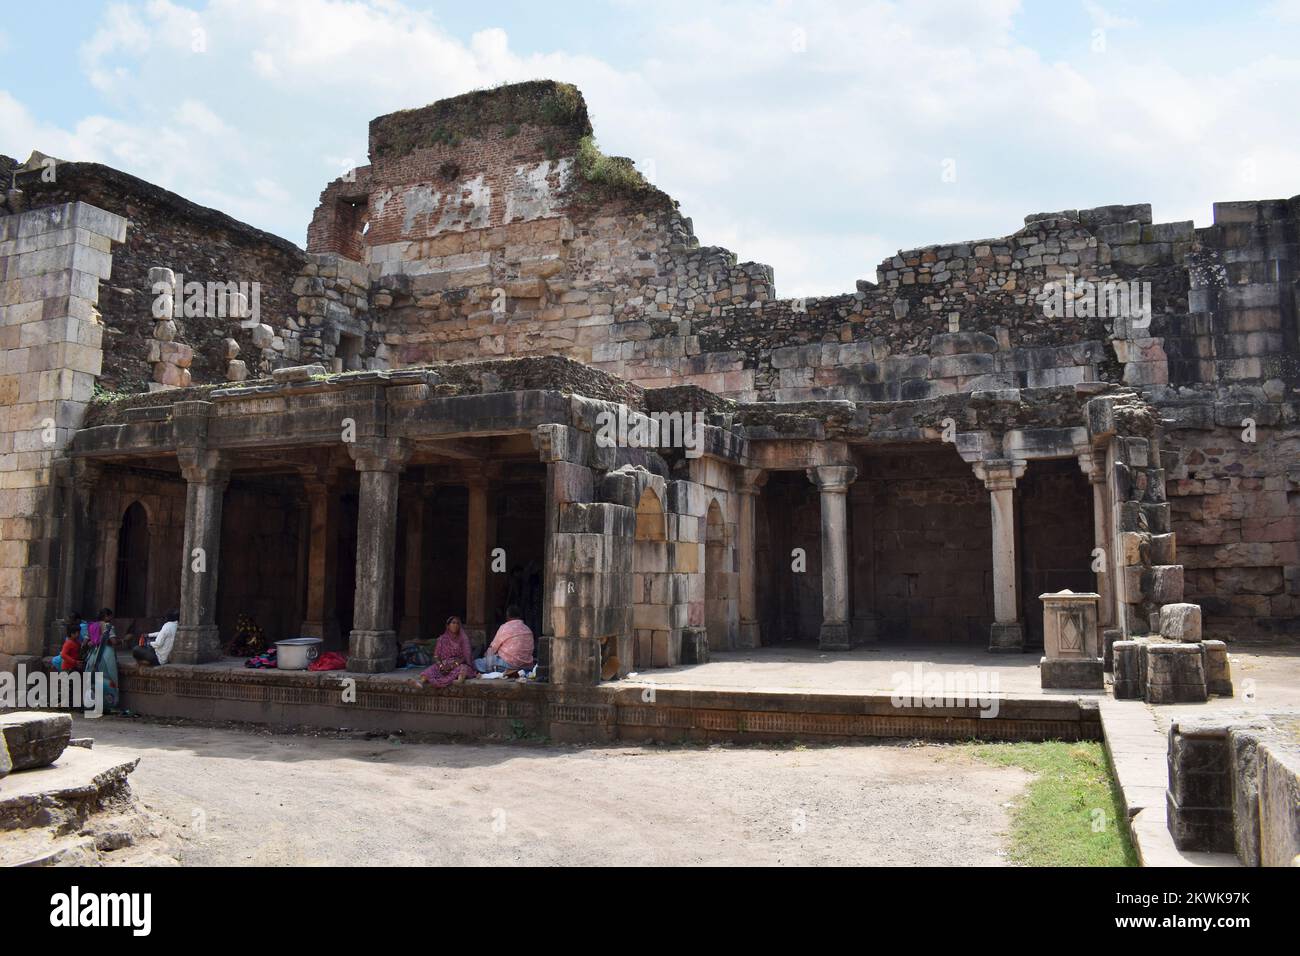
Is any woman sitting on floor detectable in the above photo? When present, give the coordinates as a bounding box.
[410,616,477,689]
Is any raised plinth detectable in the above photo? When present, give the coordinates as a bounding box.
[347,629,398,673]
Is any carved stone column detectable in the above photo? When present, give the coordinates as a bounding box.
[807,465,858,651]
[464,468,490,651]
[735,468,767,650]
[298,468,341,647]
[173,449,229,664]
[346,438,409,672]
[973,458,1027,653]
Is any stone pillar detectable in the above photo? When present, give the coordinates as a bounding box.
[346,439,409,672]
[735,468,767,650]
[807,465,857,651]
[173,450,229,664]
[1077,447,1115,636]
[848,480,879,644]
[52,461,100,650]
[94,515,120,615]
[973,459,1027,653]
[535,424,597,684]
[398,482,426,641]
[298,470,341,646]
[464,471,489,651]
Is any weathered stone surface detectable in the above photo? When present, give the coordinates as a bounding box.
[1145,642,1207,704]
[0,711,73,771]
[1201,639,1233,696]
[0,729,10,779]
[1040,656,1103,689]
[1159,603,1202,642]
[1258,742,1300,867]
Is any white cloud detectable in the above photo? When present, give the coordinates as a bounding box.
[0,0,1295,294]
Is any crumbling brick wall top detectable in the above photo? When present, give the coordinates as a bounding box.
[368,80,593,162]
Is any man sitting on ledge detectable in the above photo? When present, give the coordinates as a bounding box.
[133,610,179,666]
[475,606,534,676]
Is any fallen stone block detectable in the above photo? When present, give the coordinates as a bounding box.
[0,730,10,779]
[1166,722,1234,853]
[1102,627,1123,672]
[1145,642,1207,704]
[1159,603,1202,642]
[1040,656,1103,689]
[1112,640,1142,699]
[0,711,72,771]
[271,363,327,383]
[1201,640,1233,696]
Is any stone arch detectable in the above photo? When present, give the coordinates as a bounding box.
[115,500,151,618]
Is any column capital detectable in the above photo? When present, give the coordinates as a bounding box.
[736,467,768,495]
[973,458,1026,491]
[1075,445,1106,484]
[348,438,411,473]
[807,465,857,494]
[177,448,229,485]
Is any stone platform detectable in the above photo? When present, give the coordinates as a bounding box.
[115,649,1103,744]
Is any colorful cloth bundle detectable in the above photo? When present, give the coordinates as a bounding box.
[244,646,278,669]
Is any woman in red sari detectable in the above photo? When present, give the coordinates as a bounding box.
[411,616,477,689]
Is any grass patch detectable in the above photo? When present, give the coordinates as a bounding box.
[965,740,1136,867]
[572,134,656,201]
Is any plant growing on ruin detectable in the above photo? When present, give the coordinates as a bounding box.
[574,135,650,195]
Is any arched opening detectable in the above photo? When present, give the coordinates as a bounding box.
[704,499,730,652]
[115,502,150,619]
[631,486,672,668]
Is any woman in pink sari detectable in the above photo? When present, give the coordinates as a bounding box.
[411,616,477,689]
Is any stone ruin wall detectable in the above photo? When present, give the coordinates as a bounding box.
[2,81,1297,647]
[2,157,306,393]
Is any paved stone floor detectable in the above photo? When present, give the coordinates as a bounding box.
[631,642,1300,706]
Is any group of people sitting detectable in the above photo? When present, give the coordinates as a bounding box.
[409,605,535,689]
[51,606,175,711]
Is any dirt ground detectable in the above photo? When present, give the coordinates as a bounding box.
[74,716,1032,866]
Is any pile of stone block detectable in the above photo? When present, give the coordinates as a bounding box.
[294,252,374,372]
[146,267,194,389]
[0,710,72,775]
[1166,718,1300,865]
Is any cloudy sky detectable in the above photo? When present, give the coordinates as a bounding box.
[3,0,1299,296]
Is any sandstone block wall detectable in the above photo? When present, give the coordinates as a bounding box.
[0,202,125,659]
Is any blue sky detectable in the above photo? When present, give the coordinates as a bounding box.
[3,0,1299,296]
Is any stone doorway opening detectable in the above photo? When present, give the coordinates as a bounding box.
[857,445,992,645]
[756,471,821,645]
[114,501,150,619]
[1017,458,1094,649]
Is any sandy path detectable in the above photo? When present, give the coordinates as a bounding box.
[76,717,1030,866]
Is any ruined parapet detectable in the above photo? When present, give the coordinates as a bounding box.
[294,252,376,372]
[10,156,305,392]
